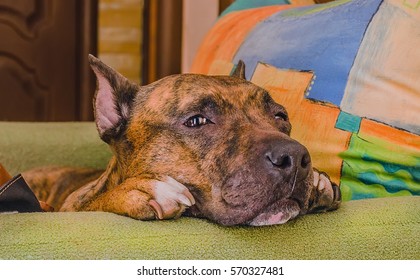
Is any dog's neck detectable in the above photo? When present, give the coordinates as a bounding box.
[105,156,125,189]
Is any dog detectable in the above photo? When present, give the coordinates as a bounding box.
[23,55,340,226]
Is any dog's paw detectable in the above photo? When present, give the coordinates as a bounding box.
[310,169,341,213]
[83,176,195,221]
[149,176,195,220]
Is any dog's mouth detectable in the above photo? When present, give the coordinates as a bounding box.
[244,170,304,226]
[185,188,304,226]
[245,197,301,226]
[219,169,307,226]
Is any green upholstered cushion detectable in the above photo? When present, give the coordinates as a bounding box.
[0,122,419,259]
[0,197,418,260]
[0,122,111,175]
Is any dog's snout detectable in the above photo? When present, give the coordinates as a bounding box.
[265,140,311,181]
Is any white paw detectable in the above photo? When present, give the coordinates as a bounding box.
[311,170,340,211]
[149,176,195,220]
[314,170,333,193]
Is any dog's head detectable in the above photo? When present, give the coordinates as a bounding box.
[89,55,313,226]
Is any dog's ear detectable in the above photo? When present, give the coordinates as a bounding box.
[231,60,246,80]
[88,54,138,143]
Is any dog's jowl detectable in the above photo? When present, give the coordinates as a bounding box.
[24,55,341,226]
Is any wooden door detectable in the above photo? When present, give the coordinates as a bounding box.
[0,0,97,121]
[143,0,182,84]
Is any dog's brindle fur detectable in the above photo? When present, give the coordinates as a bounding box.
[23,56,340,226]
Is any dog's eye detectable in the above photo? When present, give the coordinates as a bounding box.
[275,111,288,121]
[184,115,213,127]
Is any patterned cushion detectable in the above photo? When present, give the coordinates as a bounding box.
[191,0,420,201]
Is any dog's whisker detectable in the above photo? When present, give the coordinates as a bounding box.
[291,169,298,194]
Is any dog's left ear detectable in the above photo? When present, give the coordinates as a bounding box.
[231,60,246,80]
[88,54,138,143]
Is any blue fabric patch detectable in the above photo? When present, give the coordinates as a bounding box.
[335,111,361,133]
[234,0,383,106]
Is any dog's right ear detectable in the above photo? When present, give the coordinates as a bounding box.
[231,60,246,80]
[88,54,138,143]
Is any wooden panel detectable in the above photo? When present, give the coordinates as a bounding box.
[98,0,143,84]
[219,0,234,14]
[0,0,97,121]
[0,0,48,39]
[143,0,182,84]
[76,0,99,121]
[0,55,49,121]
[0,0,52,121]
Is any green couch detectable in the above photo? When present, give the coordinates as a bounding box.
[0,122,419,260]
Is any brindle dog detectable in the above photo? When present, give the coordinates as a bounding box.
[23,56,340,226]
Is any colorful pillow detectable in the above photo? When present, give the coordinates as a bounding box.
[191,0,420,201]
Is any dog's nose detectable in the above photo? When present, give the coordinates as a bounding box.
[265,140,311,182]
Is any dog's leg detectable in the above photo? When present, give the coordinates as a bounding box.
[307,169,341,214]
[75,176,195,220]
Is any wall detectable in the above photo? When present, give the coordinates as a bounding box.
[182,0,219,73]
[98,0,144,84]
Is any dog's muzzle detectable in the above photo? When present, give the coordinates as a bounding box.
[216,136,312,226]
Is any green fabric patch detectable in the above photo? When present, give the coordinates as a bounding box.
[220,0,289,17]
[281,0,352,17]
[340,134,420,201]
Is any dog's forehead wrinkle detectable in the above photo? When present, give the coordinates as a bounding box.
[140,74,267,118]
[180,95,227,116]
